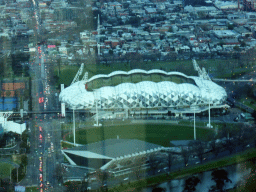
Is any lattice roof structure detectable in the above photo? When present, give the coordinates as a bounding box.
[59,69,227,111]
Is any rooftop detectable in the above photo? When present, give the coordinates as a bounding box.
[65,139,163,158]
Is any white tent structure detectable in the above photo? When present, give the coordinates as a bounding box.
[59,69,227,112]
[0,112,26,134]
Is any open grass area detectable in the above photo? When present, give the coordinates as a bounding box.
[65,123,214,147]
[25,187,39,192]
[238,97,256,111]
[0,162,13,179]
[55,58,255,89]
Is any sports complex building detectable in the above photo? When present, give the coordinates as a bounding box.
[62,139,165,175]
[59,69,228,118]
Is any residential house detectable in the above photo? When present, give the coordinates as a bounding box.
[213,30,237,39]
[234,26,253,37]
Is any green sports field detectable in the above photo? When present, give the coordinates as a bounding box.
[0,162,13,179]
[65,123,213,147]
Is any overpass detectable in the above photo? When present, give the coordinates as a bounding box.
[212,78,256,82]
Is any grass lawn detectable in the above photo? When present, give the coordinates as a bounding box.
[25,187,38,192]
[238,97,256,111]
[65,123,213,147]
[55,58,254,88]
[0,162,13,179]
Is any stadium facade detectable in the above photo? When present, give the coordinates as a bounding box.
[59,69,227,117]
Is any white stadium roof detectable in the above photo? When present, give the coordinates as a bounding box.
[59,69,227,110]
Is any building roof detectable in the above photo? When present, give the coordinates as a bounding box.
[170,140,194,146]
[65,139,163,159]
[59,69,227,110]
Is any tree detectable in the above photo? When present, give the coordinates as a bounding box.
[164,150,173,171]
[133,157,146,180]
[20,154,28,167]
[66,182,80,192]
[209,140,222,158]
[183,175,201,192]
[233,46,240,51]
[5,90,11,97]
[96,169,109,187]
[152,186,166,192]
[209,169,232,192]
[189,140,205,163]
[54,164,65,184]
[240,41,246,47]
[181,147,190,167]
[227,23,234,30]
[80,175,89,192]
[148,153,160,175]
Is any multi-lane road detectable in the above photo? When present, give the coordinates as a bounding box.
[19,1,63,190]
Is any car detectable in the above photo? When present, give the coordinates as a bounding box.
[39,126,42,132]
[123,177,129,181]
[39,174,43,182]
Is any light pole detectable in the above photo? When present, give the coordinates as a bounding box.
[209,101,211,127]
[93,89,101,127]
[95,98,99,126]
[207,91,212,128]
[73,109,76,146]
[194,107,196,140]
[191,105,196,140]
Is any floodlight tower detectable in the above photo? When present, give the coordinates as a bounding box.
[93,89,101,127]
[97,14,100,56]
[194,108,196,140]
[73,108,76,146]
[191,106,196,140]
[207,90,212,128]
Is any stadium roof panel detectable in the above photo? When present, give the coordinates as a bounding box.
[63,139,163,159]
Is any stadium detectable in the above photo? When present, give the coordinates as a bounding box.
[59,69,228,118]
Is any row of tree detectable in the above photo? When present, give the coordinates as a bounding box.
[152,169,232,192]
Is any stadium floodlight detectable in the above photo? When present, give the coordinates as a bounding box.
[207,90,213,128]
[190,105,197,140]
[93,89,103,127]
[73,108,76,146]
